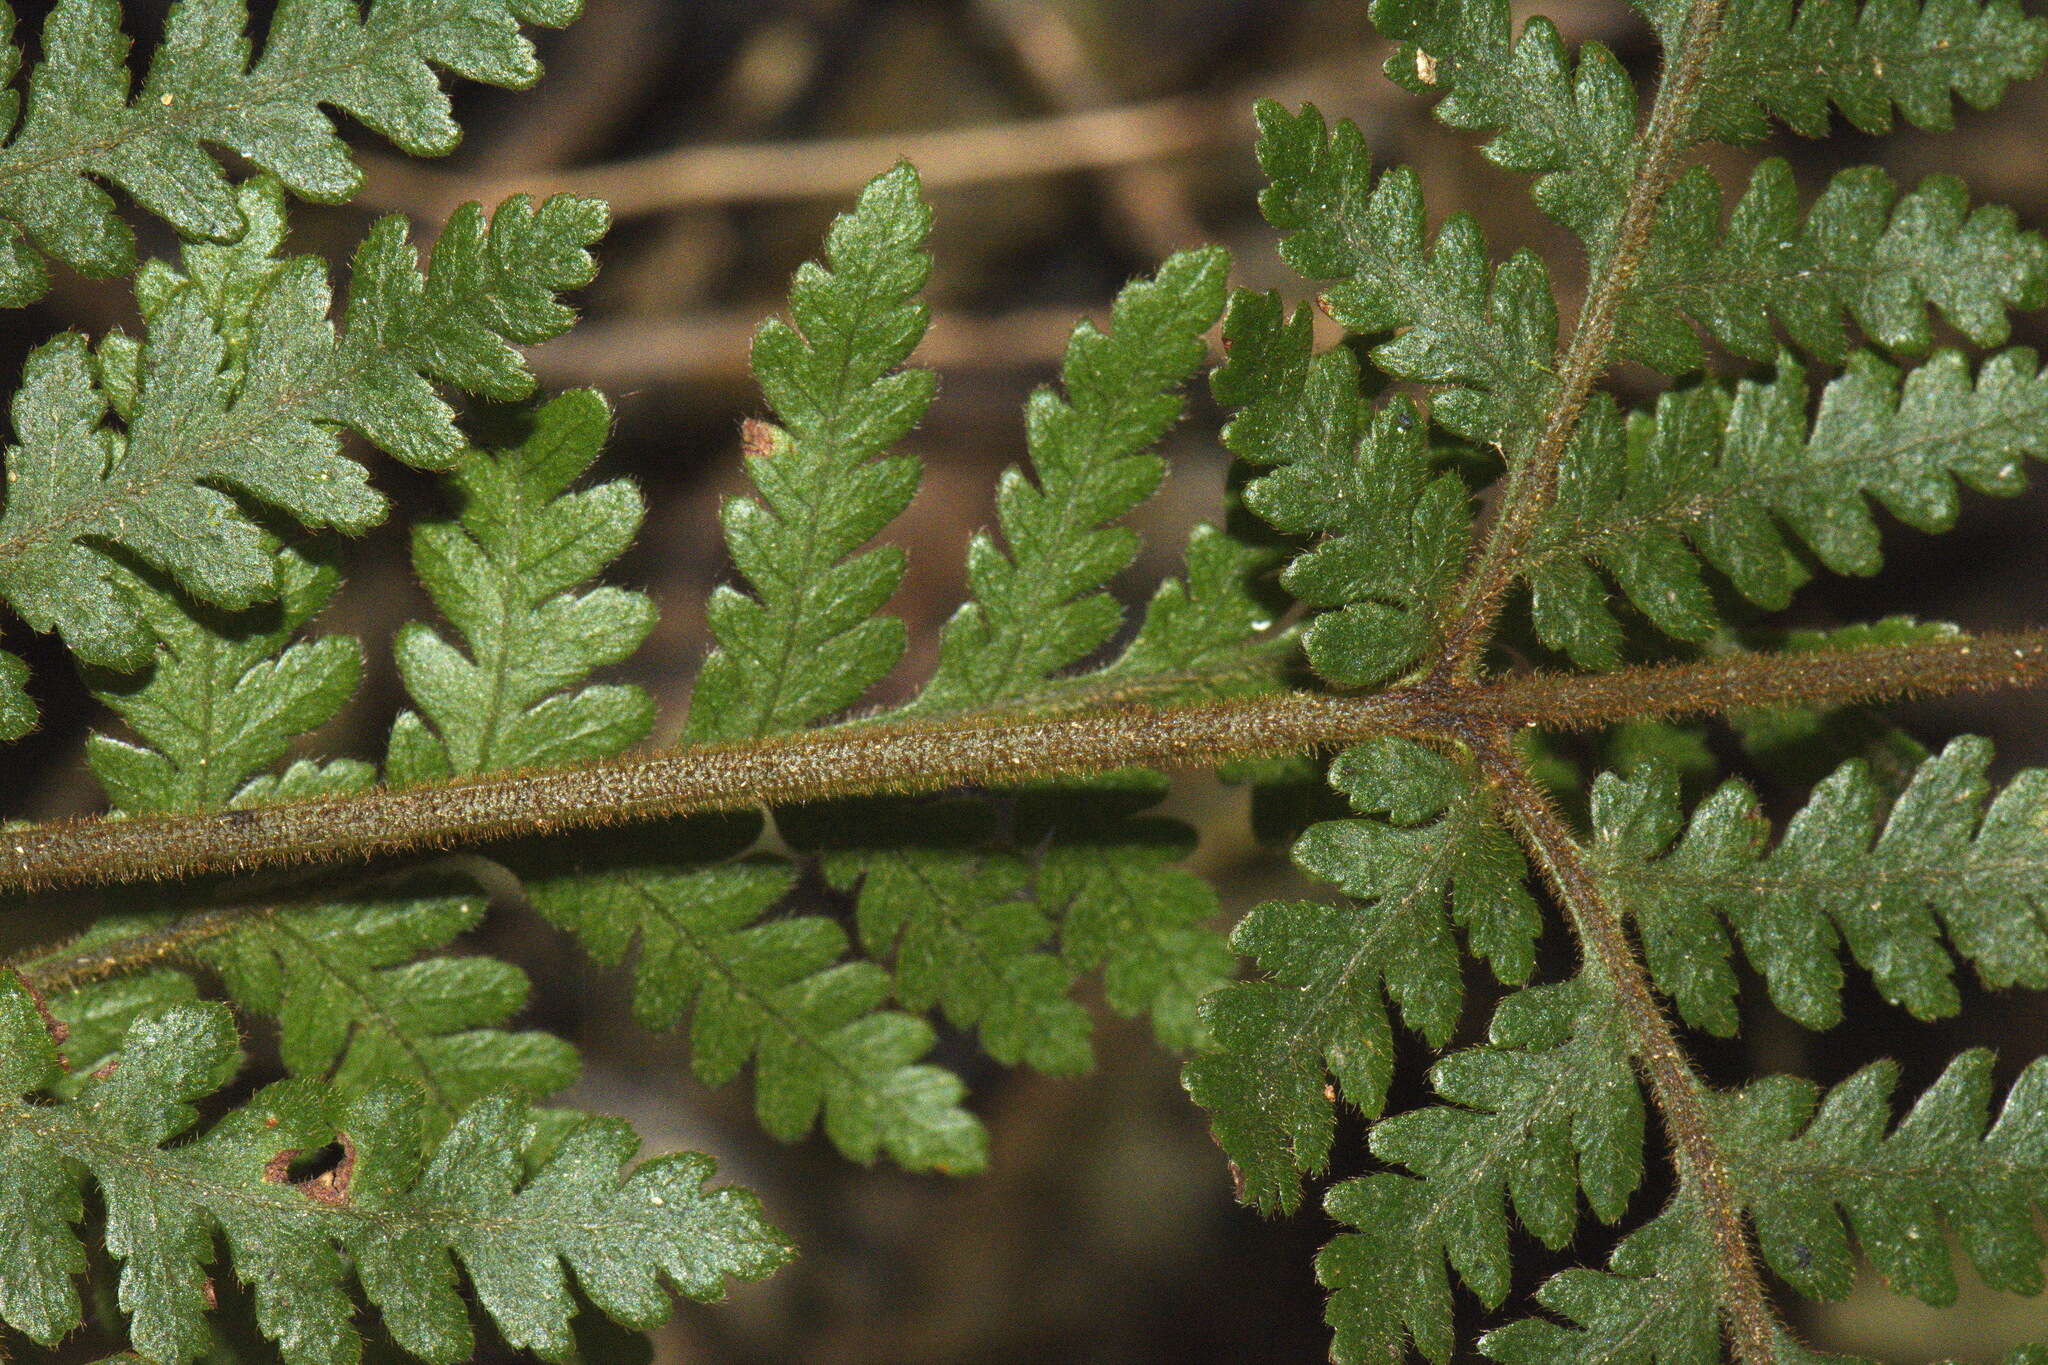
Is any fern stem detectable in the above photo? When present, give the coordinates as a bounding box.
[9,630,2047,895]
[7,903,264,994]
[1479,732,1783,1365]
[1430,0,1729,679]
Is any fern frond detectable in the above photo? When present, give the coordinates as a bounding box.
[1211,291,1471,686]
[912,247,1227,711]
[791,776,1232,1069]
[1098,522,1282,690]
[0,177,603,683]
[1677,0,2048,142]
[390,388,654,781]
[0,0,580,304]
[684,163,933,742]
[1592,737,2048,1030]
[399,167,990,1173]
[1477,1206,1738,1364]
[1369,0,1638,247]
[1320,980,1642,1364]
[861,238,1244,1052]
[1184,738,1538,1212]
[1626,161,2048,373]
[1720,1050,2048,1306]
[522,846,989,1174]
[80,572,574,1134]
[67,402,582,1134]
[1524,349,2048,665]
[800,801,1094,1076]
[197,891,581,1138]
[1022,782,1236,1050]
[0,978,787,1364]
[833,236,1238,1046]
[85,540,364,813]
[1482,1072,2048,1365]
[1252,99,1558,444]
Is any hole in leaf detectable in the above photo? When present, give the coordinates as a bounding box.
[262,1134,357,1206]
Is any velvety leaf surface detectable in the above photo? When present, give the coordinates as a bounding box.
[1370,0,1639,250]
[913,247,1227,711]
[392,388,654,781]
[1627,161,2048,373]
[523,847,989,1174]
[1719,1051,2048,1306]
[1211,290,1470,686]
[1672,0,2048,142]
[1251,99,1559,446]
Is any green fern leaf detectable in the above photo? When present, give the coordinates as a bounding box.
[0,978,786,1364]
[1320,980,1642,1364]
[1477,1207,1733,1364]
[39,927,202,1100]
[391,388,653,781]
[1369,0,1638,247]
[85,540,363,813]
[801,800,1094,1076]
[524,843,988,1174]
[792,779,1231,1068]
[1626,161,2048,373]
[1592,737,2048,1031]
[1673,0,2048,142]
[1098,522,1282,692]
[1212,291,1471,686]
[685,163,934,742]
[0,0,580,304]
[886,238,1246,1045]
[0,179,603,681]
[803,425,1262,1062]
[1184,738,1538,1212]
[1252,99,1558,444]
[1019,784,1234,1051]
[1525,349,2048,664]
[197,891,580,1137]
[75,405,578,1132]
[1720,1050,2048,1306]
[366,219,985,1172]
[912,247,1227,711]
[684,179,1237,1085]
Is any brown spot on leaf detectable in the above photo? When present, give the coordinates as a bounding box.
[91,1060,119,1081]
[740,417,780,460]
[201,1278,217,1310]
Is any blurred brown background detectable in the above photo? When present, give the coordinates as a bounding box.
[8,0,2048,1359]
